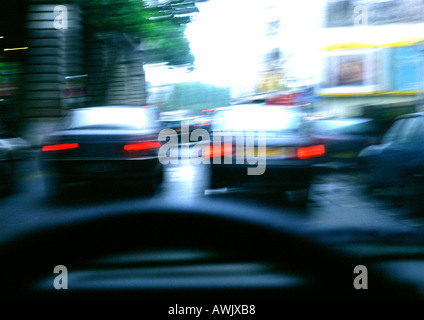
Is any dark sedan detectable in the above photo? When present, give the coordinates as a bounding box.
[39,106,164,196]
[206,105,326,203]
[358,112,424,209]
[310,118,380,165]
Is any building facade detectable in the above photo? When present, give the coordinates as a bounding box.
[316,0,424,129]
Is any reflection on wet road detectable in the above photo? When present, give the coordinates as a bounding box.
[0,156,422,243]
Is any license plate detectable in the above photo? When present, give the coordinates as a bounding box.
[266,148,285,157]
[265,147,294,157]
[241,147,290,157]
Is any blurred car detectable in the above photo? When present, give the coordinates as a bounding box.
[206,105,326,203]
[39,106,164,196]
[310,118,380,165]
[0,122,30,194]
[191,113,214,132]
[358,112,424,205]
[160,110,213,138]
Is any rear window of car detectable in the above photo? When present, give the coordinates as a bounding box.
[213,107,304,132]
[383,116,424,145]
[58,107,151,130]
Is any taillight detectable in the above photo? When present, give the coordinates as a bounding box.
[297,144,325,159]
[42,143,79,152]
[123,142,161,152]
[204,144,232,158]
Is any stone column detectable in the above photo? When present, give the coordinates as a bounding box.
[23,2,83,146]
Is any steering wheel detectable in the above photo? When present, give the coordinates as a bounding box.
[0,199,417,299]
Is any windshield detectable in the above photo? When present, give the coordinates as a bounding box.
[3,0,424,303]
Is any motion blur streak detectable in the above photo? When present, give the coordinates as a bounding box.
[123,142,161,152]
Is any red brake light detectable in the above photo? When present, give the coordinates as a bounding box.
[123,142,161,152]
[297,145,325,159]
[42,143,79,152]
[204,144,232,158]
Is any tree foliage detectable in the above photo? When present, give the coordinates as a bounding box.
[81,0,206,65]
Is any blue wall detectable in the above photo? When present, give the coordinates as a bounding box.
[391,45,424,92]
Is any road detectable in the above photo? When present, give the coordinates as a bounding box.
[1,153,423,244]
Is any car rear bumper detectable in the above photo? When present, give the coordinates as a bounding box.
[210,163,313,190]
[40,158,161,182]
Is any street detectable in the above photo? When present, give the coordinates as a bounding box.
[1,152,422,245]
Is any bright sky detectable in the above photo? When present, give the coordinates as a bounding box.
[145,0,424,97]
[185,0,267,88]
[146,0,327,95]
[186,0,326,91]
